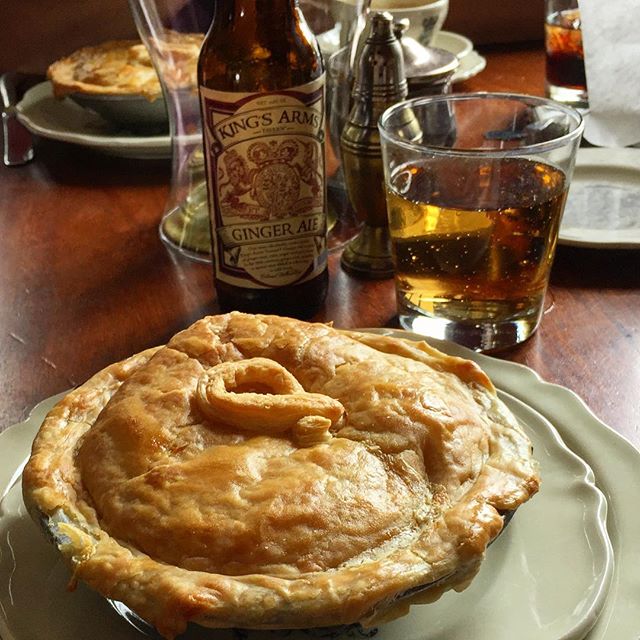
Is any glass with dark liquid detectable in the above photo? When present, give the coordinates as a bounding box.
[545,1,588,107]
[379,93,583,351]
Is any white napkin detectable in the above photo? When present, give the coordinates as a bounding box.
[580,0,640,147]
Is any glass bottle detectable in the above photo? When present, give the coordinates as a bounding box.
[545,0,588,108]
[198,0,328,318]
[128,0,213,263]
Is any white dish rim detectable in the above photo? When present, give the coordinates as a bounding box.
[559,146,640,249]
[433,30,474,60]
[16,82,171,148]
[430,31,485,83]
[451,49,486,84]
[15,82,191,159]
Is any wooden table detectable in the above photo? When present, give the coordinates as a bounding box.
[1,43,639,449]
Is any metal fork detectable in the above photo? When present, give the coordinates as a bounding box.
[0,72,34,166]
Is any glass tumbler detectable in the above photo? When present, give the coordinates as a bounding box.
[379,93,583,352]
[129,0,213,262]
[545,0,588,108]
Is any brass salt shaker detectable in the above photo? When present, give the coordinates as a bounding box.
[340,11,407,278]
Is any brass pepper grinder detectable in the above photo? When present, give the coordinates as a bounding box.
[340,11,407,278]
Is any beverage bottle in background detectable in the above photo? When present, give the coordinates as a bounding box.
[545,0,588,107]
[198,0,328,318]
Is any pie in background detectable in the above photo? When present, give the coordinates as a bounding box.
[47,33,203,99]
[48,39,163,99]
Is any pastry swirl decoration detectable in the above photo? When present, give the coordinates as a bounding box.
[196,357,344,445]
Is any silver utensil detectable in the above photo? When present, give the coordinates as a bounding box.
[1,72,34,166]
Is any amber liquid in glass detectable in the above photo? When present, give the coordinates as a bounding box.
[545,9,586,91]
[198,0,328,318]
[386,157,568,325]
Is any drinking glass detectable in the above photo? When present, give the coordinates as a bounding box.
[545,0,588,108]
[129,0,213,262]
[379,93,583,352]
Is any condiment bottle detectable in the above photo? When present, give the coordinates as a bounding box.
[198,0,328,317]
[340,11,406,279]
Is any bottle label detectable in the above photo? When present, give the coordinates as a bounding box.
[200,75,327,289]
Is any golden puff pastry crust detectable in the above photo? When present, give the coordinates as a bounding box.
[22,313,539,639]
[48,40,162,98]
[47,34,203,99]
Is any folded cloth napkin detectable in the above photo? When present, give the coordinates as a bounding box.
[580,0,640,147]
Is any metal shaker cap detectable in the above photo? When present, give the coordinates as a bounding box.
[352,11,407,102]
[393,19,458,84]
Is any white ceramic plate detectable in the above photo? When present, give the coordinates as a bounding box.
[16,82,175,160]
[432,30,473,60]
[450,49,486,84]
[0,333,625,640]
[431,31,486,83]
[560,147,640,248]
[320,29,484,83]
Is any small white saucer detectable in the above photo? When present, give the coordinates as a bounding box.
[319,28,485,84]
[432,30,473,59]
[560,147,640,249]
[432,31,486,83]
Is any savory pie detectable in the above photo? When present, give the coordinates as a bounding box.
[22,313,539,639]
[47,34,203,99]
[48,40,162,98]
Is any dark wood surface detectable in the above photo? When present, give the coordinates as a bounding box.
[1,43,639,449]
